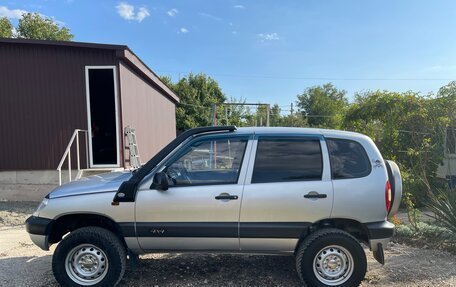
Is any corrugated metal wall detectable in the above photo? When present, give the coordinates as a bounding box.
[119,62,177,166]
[0,43,117,170]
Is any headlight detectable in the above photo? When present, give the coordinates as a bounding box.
[33,198,49,217]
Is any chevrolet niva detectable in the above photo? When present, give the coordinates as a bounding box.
[26,126,402,287]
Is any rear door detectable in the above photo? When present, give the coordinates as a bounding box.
[135,134,252,251]
[239,135,333,252]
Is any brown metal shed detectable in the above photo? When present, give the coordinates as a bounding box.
[0,38,179,177]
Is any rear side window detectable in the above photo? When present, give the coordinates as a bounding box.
[252,138,323,183]
[327,138,371,179]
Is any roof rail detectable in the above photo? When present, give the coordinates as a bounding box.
[185,125,237,136]
[113,125,236,202]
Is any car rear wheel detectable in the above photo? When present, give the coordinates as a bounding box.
[296,228,367,287]
[52,227,126,287]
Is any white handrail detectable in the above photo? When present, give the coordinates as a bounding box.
[57,129,89,185]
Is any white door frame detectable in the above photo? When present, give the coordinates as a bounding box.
[85,66,121,168]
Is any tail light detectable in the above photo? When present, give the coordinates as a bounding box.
[385,181,392,213]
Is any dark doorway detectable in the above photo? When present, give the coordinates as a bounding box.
[86,67,118,166]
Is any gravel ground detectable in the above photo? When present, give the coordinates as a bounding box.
[1,201,455,287]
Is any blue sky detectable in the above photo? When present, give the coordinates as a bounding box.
[2,0,456,109]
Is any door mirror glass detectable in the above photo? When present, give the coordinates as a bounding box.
[152,172,169,191]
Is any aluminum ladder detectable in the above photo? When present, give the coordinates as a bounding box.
[125,126,141,169]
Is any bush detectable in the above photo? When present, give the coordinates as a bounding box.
[427,188,456,236]
[395,222,456,252]
[395,224,414,238]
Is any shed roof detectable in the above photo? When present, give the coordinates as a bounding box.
[0,38,179,103]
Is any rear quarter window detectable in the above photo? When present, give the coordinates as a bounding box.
[327,138,371,179]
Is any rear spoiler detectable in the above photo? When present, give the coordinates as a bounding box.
[113,126,237,203]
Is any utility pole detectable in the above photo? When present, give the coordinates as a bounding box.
[212,103,217,126]
[218,102,271,127]
[225,106,229,125]
[290,103,294,126]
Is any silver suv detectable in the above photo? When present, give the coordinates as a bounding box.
[26,126,402,287]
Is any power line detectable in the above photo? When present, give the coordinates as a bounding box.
[176,102,447,135]
[157,70,455,81]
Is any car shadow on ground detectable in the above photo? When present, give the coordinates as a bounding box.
[0,255,58,287]
[123,253,303,286]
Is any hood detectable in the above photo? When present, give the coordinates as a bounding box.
[49,171,133,199]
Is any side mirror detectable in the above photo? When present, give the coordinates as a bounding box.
[152,172,169,191]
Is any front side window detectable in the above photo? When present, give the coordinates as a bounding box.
[164,137,248,186]
[252,138,323,183]
[327,138,371,179]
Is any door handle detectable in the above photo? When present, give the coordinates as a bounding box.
[304,192,327,199]
[215,194,238,200]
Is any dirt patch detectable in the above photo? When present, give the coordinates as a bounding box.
[0,201,38,227]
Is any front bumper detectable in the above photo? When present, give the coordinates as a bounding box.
[25,216,53,250]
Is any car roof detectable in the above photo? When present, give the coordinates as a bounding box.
[232,127,367,139]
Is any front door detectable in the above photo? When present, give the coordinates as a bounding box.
[239,136,333,252]
[135,134,251,251]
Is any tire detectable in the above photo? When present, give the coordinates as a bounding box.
[52,227,127,287]
[295,228,367,287]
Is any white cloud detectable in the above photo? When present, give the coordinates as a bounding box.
[167,8,178,17]
[199,12,222,21]
[0,6,27,19]
[179,27,188,33]
[233,5,245,9]
[116,3,134,19]
[116,2,150,22]
[257,32,279,41]
[0,6,65,26]
[136,7,150,21]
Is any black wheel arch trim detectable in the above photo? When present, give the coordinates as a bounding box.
[26,216,54,235]
[26,213,127,243]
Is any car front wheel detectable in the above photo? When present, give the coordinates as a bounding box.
[52,226,127,287]
[295,228,367,287]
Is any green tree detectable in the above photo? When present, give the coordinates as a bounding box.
[223,97,253,127]
[164,73,226,131]
[269,104,282,127]
[17,13,73,41]
[279,114,308,127]
[437,81,456,125]
[0,17,13,38]
[251,104,276,127]
[296,83,348,129]
[343,90,447,206]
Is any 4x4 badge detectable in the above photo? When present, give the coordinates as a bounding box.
[150,229,165,234]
